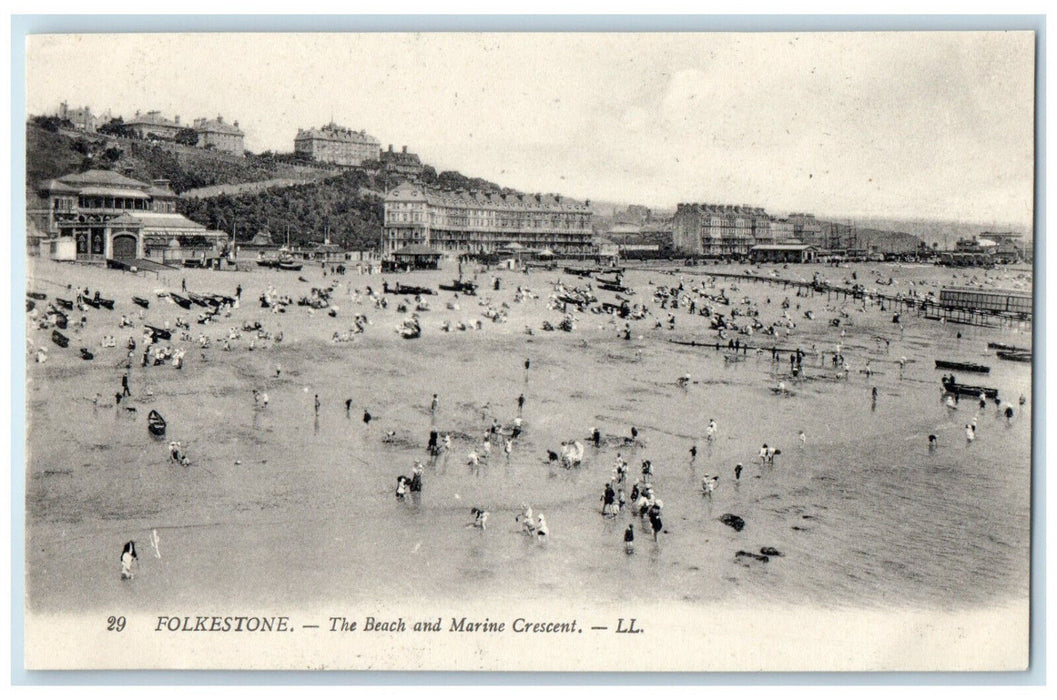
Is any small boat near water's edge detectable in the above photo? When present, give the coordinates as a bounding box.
[934,360,990,373]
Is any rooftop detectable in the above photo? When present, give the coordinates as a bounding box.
[392,244,444,256]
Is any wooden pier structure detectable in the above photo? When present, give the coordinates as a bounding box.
[638,268,1033,328]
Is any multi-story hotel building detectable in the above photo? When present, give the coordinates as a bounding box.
[125,110,184,141]
[382,183,593,258]
[294,123,381,167]
[671,203,774,257]
[193,116,245,156]
[38,169,228,265]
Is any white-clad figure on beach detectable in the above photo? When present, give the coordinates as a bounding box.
[535,514,549,543]
[516,504,536,534]
[561,441,584,468]
[120,540,138,580]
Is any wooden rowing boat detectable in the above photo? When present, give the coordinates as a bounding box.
[170,293,193,309]
[934,360,990,373]
[942,380,998,399]
[148,410,167,437]
[996,349,1032,363]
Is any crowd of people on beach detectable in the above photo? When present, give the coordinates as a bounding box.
[25,258,1030,582]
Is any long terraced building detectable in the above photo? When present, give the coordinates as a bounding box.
[382,183,593,258]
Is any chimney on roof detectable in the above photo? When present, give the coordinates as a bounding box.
[217,115,223,124]
[152,178,171,191]
[175,115,180,125]
[402,145,407,153]
[388,144,394,152]
[234,120,239,128]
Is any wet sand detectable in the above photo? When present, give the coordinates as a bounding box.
[25,257,1032,614]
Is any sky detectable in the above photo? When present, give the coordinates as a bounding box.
[25,31,1036,228]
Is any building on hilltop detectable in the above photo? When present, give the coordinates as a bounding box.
[125,110,184,141]
[382,183,593,258]
[193,116,245,156]
[56,101,100,132]
[380,144,424,177]
[671,203,774,257]
[294,123,381,167]
[37,169,228,265]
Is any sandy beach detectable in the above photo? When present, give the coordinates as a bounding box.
[25,257,1032,616]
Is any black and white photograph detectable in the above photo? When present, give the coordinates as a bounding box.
[18,27,1036,672]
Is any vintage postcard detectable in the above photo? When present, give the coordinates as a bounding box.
[20,29,1035,671]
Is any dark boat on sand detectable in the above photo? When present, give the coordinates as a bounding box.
[942,378,998,399]
[132,296,150,309]
[934,360,990,373]
[80,348,94,360]
[26,300,35,312]
[598,282,633,294]
[28,291,47,301]
[97,297,115,310]
[564,267,597,277]
[996,349,1032,363]
[81,296,100,309]
[52,330,69,348]
[148,410,167,437]
[439,280,478,295]
[56,298,74,310]
[145,325,172,340]
[257,258,278,269]
[170,293,193,309]
[987,342,1025,352]
[278,259,303,271]
[384,282,435,296]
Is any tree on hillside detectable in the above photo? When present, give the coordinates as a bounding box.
[30,115,74,132]
[174,127,199,147]
[97,117,135,139]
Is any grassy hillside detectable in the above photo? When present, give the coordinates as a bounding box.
[176,171,386,251]
[26,122,334,199]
